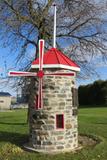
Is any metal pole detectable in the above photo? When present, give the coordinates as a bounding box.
[53,4,56,48]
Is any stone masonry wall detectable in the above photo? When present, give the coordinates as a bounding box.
[28,69,78,153]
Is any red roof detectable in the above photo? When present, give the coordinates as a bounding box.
[32,48,80,72]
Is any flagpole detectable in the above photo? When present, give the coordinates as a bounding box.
[53,4,56,48]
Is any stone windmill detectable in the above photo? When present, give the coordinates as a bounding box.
[9,5,80,153]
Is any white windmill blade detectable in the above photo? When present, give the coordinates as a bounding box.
[45,72,75,76]
[8,71,37,77]
[37,78,43,109]
[39,39,44,71]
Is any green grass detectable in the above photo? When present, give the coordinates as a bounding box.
[0,107,107,160]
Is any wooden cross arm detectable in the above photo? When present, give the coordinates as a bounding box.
[8,71,75,78]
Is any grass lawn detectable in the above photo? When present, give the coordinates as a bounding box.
[0,107,107,160]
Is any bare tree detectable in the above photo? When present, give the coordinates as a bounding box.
[0,0,107,77]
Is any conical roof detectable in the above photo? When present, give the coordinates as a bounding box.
[32,48,80,72]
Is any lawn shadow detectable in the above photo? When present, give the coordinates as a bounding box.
[0,122,27,125]
[93,122,107,125]
[0,131,29,147]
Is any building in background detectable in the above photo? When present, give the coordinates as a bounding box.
[0,92,11,110]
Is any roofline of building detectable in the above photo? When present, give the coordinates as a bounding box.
[31,64,80,72]
[0,95,11,97]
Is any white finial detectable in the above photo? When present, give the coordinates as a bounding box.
[53,4,56,48]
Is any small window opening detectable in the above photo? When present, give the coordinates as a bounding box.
[72,87,79,107]
[56,114,64,129]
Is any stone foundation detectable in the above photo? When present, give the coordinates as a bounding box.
[28,69,78,153]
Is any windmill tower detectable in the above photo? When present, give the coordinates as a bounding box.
[27,5,80,153]
[9,5,80,153]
